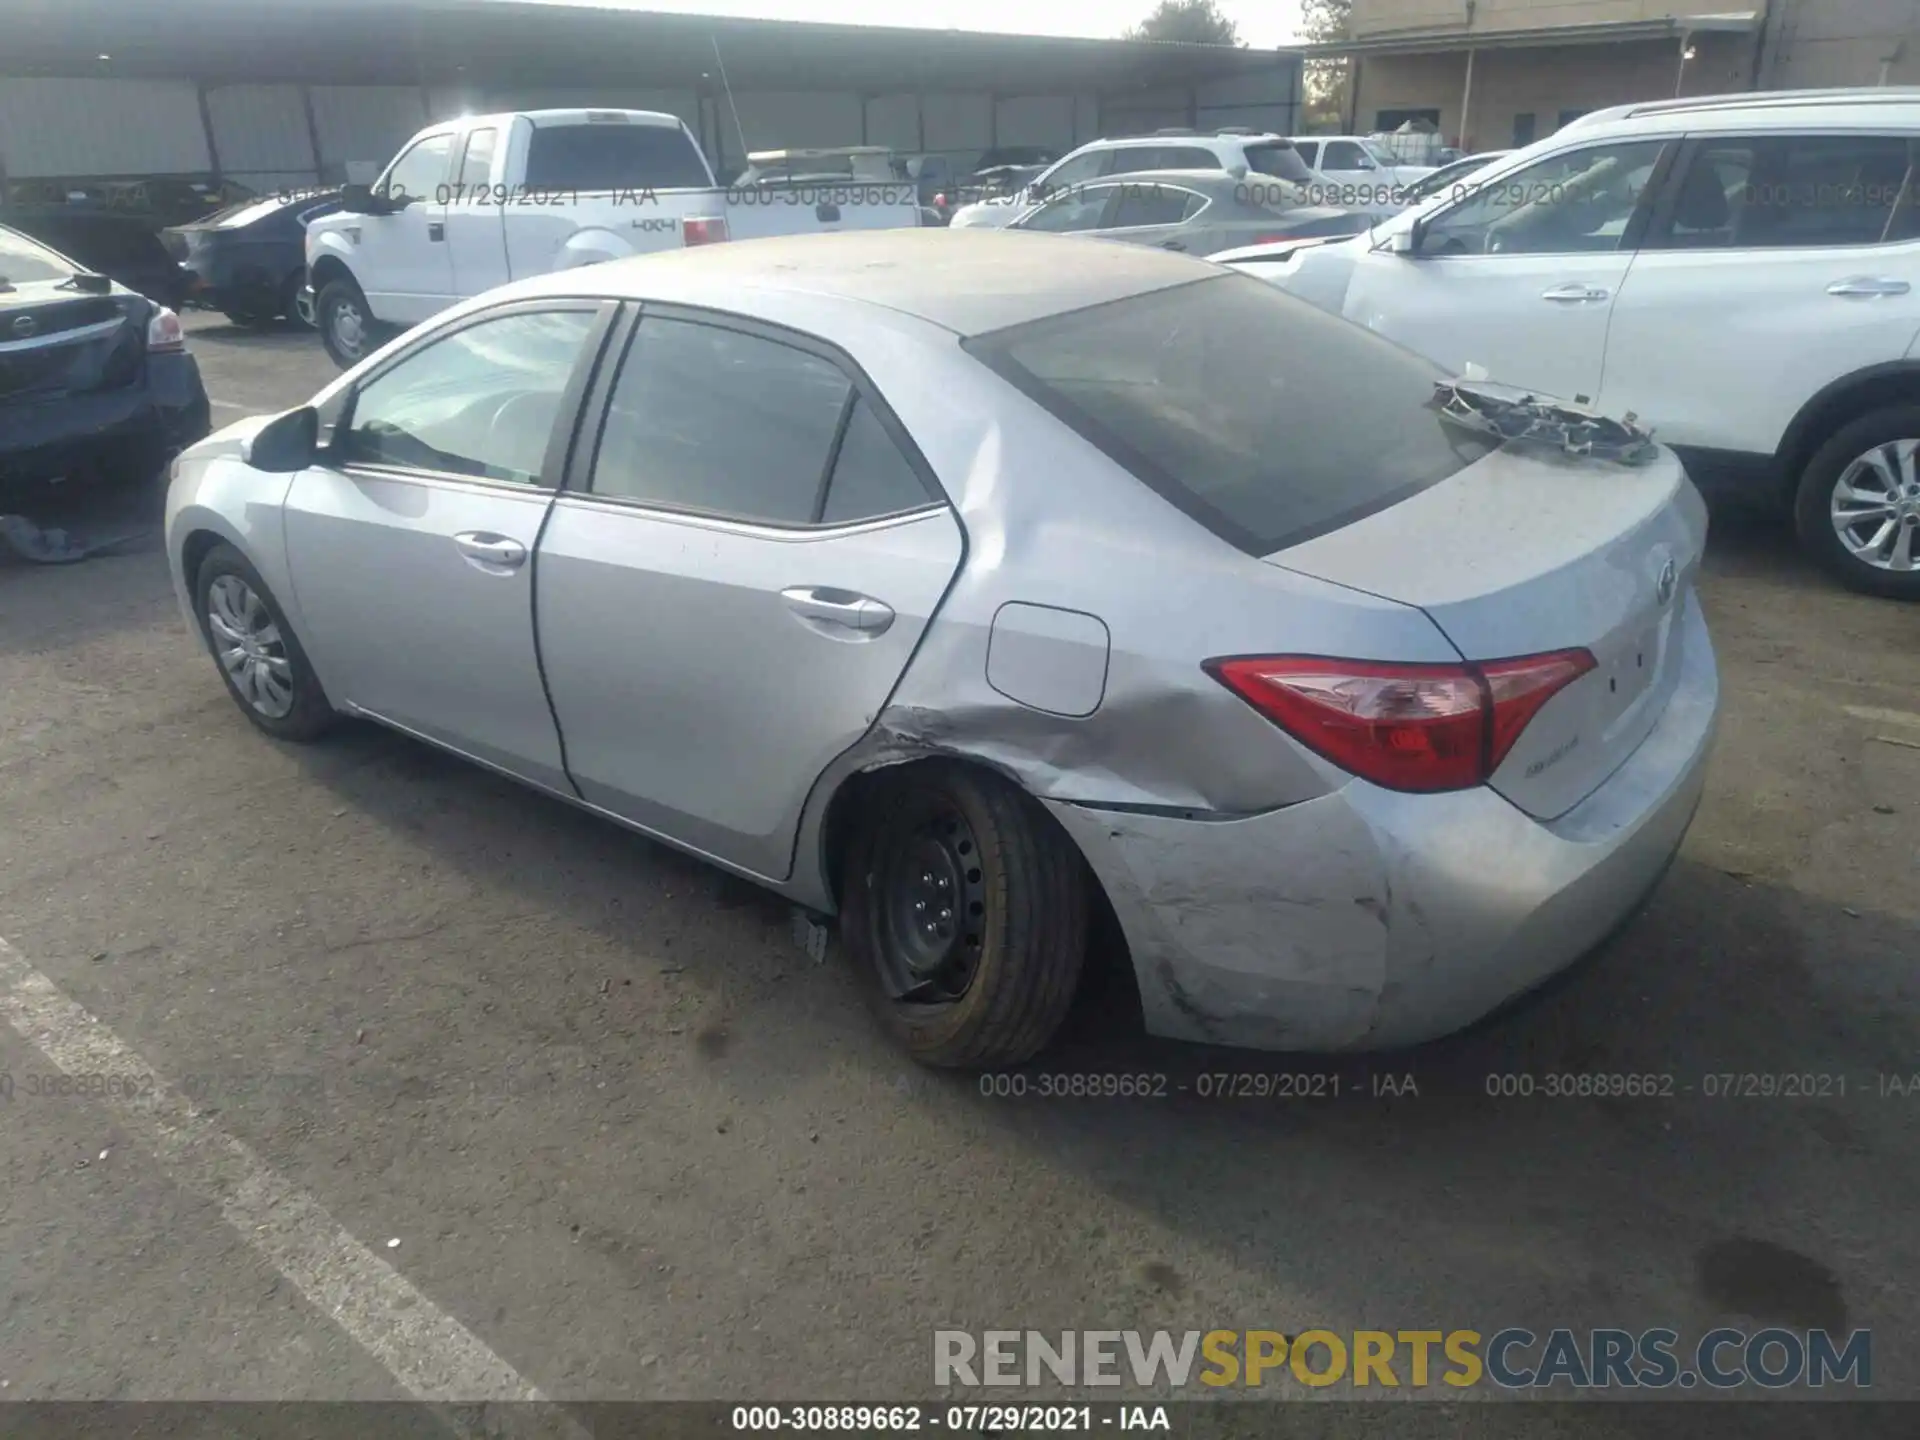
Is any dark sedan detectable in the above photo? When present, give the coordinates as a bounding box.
[0,223,210,491]
[1007,170,1371,256]
[163,189,339,329]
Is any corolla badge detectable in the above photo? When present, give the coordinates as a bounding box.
[1656,558,1677,606]
[9,315,38,339]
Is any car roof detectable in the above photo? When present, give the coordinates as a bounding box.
[1069,169,1249,193]
[1557,87,1920,137]
[510,227,1212,337]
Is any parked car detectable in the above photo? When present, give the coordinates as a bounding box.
[1007,171,1369,255]
[733,146,901,186]
[167,228,1717,1068]
[0,222,209,491]
[1398,149,1513,206]
[1,206,191,309]
[897,155,960,221]
[1287,135,1438,205]
[1224,89,1920,598]
[304,109,922,368]
[164,189,340,329]
[948,129,1333,229]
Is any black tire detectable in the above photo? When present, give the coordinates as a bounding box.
[1794,404,1920,600]
[280,271,312,330]
[840,763,1087,1069]
[192,542,337,742]
[316,275,378,369]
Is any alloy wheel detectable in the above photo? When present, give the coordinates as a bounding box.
[1831,438,1920,573]
[206,574,295,718]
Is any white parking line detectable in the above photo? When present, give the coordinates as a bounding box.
[0,934,577,1427]
[208,398,256,413]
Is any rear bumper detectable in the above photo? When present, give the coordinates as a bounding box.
[0,352,211,485]
[1047,592,1719,1053]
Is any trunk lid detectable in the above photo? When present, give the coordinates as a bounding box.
[0,282,143,404]
[1265,444,1707,819]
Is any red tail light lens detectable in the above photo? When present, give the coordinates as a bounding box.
[1206,650,1594,794]
[681,215,729,246]
[934,192,948,209]
[146,306,185,354]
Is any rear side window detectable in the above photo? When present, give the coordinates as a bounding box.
[1652,135,1918,249]
[524,122,713,190]
[591,317,930,525]
[964,274,1492,555]
[1244,144,1314,184]
[1109,184,1195,228]
[591,318,851,523]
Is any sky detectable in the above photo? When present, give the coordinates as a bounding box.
[502,0,1309,50]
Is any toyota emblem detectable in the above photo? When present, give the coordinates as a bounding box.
[9,315,37,339]
[1656,558,1677,606]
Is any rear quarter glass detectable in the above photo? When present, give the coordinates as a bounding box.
[962,273,1494,556]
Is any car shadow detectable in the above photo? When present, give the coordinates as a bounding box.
[280,709,1920,1393]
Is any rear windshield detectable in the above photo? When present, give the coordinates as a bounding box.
[1244,144,1314,184]
[524,122,713,190]
[963,273,1492,555]
[0,225,76,283]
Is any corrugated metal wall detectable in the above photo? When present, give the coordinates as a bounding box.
[308,86,430,178]
[205,84,319,193]
[0,77,209,177]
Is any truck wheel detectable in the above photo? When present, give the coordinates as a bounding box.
[1793,405,1920,600]
[316,277,377,368]
[840,762,1088,1069]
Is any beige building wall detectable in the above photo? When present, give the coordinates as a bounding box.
[1352,32,1754,150]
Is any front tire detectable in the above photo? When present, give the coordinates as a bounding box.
[1794,405,1920,600]
[193,542,336,741]
[316,276,377,369]
[840,763,1087,1069]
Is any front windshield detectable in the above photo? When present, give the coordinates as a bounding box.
[0,225,77,284]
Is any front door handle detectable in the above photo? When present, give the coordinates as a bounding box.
[453,531,527,573]
[781,586,895,635]
[1541,283,1610,303]
[1158,239,1187,250]
[1827,276,1910,298]
[427,221,446,242]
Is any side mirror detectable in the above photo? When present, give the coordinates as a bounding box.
[1389,219,1426,255]
[339,182,377,214]
[244,406,319,473]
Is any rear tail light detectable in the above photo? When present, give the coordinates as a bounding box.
[146,306,185,354]
[1205,650,1594,794]
[933,192,948,209]
[1252,233,1299,245]
[681,215,729,247]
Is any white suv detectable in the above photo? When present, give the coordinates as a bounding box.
[1220,89,1920,598]
[948,129,1328,229]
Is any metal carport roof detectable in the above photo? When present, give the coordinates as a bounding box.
[4,0,1302,97]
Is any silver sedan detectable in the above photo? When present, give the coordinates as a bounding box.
[166,229,1719,1068]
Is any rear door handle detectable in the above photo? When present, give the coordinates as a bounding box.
[453,531,527,572]
[1541,283,1610,303]
[1158,239,1187,251]
[781,586,895,635]
[427,221,446,242]
[1827,276,1910,298]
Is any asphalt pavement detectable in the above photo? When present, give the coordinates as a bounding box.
[0,313,1915,1435]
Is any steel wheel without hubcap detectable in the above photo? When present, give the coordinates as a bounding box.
[873,801,989,1008]
[326,292,368,361]
[206,574,295,718]
[1831,438,1920,574]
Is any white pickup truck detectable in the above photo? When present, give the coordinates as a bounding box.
[304,109,922,367]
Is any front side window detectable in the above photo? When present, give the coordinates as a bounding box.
[1651,135,1918,250]
[1020,186,1114,232]
[1418,139,1668,256]
[379,134,454,204]
[340,309,598,484]
[965,273,1492,555]
[1324,142,1376,172]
